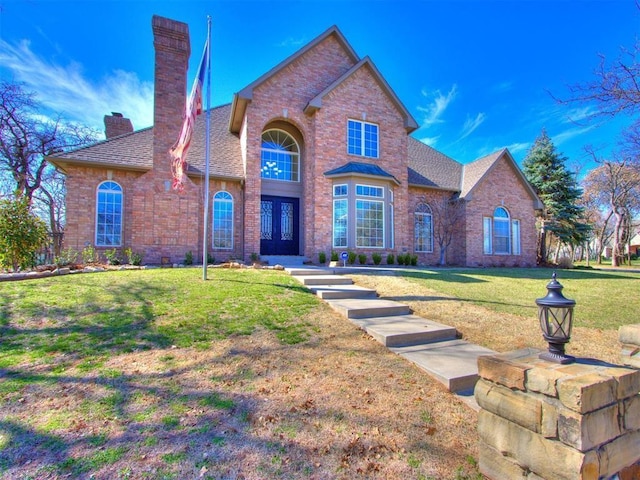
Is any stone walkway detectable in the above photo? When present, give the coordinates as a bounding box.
[286,265,496,409]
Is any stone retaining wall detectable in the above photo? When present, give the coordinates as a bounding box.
[620,324,640,369]
[476,348,640,480]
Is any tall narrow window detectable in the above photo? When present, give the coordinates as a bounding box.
[96,181,122,246]
[260,130,300,181]
[213,191,233,249]
[333,199,348,248]
[347,119,379,158]
[415,203,433,253]
[493,207,511,254]
[512,219,521,255]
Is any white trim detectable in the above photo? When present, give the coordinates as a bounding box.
[95,180,123,247]
[212,191,234,250]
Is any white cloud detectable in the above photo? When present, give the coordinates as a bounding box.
[419,135,440,147]
[505,142,530,155]
[0,39,154,135]
[552,125,595,145]
[276,37,306,48]
[459,112,486,140]
[417,84,458,127]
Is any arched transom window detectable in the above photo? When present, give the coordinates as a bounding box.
[414,203,433,253]
[95,181,123,246]
[260,129,300,182]
[483,206,521,255]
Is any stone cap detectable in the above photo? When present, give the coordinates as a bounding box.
[478,349,640,414]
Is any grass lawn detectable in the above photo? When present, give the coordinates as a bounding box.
[349,266,639,363]
[0,268,482,480]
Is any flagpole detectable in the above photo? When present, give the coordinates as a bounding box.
[202,16,212,281]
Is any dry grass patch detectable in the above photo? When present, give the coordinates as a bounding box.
[0,269,481,479]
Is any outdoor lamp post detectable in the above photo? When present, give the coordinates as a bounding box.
[536,272,576,364]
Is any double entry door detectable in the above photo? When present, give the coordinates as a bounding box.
[260,195,299,255]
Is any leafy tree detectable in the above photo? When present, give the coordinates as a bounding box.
[0,197,49,271]
[0,81,98,249]
[523,130,588,264]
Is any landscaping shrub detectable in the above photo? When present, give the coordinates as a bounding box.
[410,254,418,266]
[104,248,122,265]
[54,248,79,267]
[82,245,99,264]
[372,252,382,265]
[386,253,395,265]
[184,250,194,265]
[0,198,49,272]
[330,251,339,262]
[318,251,326,264]
[347,251,357,265]
[125,248,143,266]
[358,253,367,265]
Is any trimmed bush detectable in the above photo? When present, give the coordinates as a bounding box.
[372,252,382,265]
[358,253,367,265]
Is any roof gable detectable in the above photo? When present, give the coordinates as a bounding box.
[304,57,418,133]
[461,148,543,209]
[324,161,400,184]
[229,25,359,134]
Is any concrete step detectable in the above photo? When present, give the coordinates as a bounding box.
[326,298,411,319]
[295,275,354,286]
[348,314,458,347]
[309,284,378,300]
[286,267,330,276]
[391,340,496,393]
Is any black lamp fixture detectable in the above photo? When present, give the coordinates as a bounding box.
[536,272,576,364]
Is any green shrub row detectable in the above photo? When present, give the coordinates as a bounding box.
[320,251,418,266]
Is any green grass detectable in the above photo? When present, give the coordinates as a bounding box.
[392,267,640,330]
[0,268,319,366]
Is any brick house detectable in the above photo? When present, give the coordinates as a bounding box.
[48,16,543,267]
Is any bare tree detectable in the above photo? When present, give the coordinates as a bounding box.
[429,194,465,266]
[0,81,98,243]
[582,158,640,266]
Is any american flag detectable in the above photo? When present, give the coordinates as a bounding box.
[169,38,209,191]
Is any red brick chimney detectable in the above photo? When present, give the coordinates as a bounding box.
[104,112,133,138]
[151,15,190,174]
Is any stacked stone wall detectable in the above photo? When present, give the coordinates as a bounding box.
[476,349,640,480]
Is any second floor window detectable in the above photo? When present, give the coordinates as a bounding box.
[348,119,378,158]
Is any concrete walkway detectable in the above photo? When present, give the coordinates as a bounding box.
[287,266,495,409]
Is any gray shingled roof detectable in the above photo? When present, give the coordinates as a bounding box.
[407,137,462,191]
[49,104,244,180]
[324,161,399,184]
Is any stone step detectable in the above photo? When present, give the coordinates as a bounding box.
[326,298,411,319]
[295,275,354,286]
[348,314,458,347]
[309,284,378,300]
[391,340,496,393]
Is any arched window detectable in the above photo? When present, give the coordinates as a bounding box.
[213,191,233,249]
[260,129,300,182]
[483,206,520,255]
[414,203,433,253]
[95,181,123,246]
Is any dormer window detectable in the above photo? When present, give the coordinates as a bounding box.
[347,119,378,158]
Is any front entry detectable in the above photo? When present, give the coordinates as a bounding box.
[260,195,299,255]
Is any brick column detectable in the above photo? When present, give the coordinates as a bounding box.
[476,348,640,480]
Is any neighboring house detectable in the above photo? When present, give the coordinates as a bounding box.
[48,16,543,267]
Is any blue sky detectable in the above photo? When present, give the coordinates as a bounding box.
[1,0,638,172]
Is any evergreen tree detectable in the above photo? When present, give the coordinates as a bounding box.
[523,129,589,264]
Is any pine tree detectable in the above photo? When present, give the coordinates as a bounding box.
[523,129,589,264]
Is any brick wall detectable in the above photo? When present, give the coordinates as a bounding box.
[464,156,538,267]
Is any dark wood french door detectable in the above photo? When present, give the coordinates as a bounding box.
[260,195,299,255]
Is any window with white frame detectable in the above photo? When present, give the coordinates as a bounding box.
[260,129,300,181]
[415,203,433,253]
[356,184,384,247]
[333,199,348,247]
[96,181,122,246]
[483,207,520,255]
[347,119,379,158]
[213,191,233,249]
